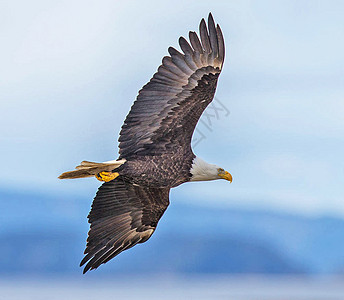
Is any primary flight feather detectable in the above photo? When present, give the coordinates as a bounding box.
[59,13,232,274]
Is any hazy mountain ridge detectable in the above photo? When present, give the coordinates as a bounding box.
[1,189,344,275]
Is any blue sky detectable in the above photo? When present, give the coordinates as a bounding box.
[1,0,343,216]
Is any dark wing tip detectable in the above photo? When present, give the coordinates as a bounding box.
[200,17,206,25]
[199,18,211,53]
[208,13,215,26]
[80,254,89,267]
[204,13,225,66]
[189,31,203,53]
[216,24,225,63]
[179,36,193,55]
[168,46,183,57]
[207,13,218,57]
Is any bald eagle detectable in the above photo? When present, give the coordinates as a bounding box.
[59,13,232,273]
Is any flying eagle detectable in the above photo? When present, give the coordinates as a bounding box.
[59,13,232,273]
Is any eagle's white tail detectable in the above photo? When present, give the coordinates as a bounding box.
[58,159,126,179]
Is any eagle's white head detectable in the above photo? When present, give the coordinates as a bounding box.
[189,156,232,182]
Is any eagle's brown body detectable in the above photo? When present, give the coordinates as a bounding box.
[118,151,194,188]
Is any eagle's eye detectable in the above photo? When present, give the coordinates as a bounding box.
[218,168,225,173]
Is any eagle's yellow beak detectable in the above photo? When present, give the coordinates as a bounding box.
[218,170,232,183]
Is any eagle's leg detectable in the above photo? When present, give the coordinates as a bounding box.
[95,171,119,182]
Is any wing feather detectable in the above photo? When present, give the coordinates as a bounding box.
[216,25,225,62]
[179,37,193,55]
[199,18,211,53]
[80,177,170,273]
[119,13,225,158]
[189,31,203,53]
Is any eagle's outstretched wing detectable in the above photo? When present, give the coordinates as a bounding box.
[119,13,225,159]
[80,177,170,273]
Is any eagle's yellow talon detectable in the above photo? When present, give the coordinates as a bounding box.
[95,171,119,182]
